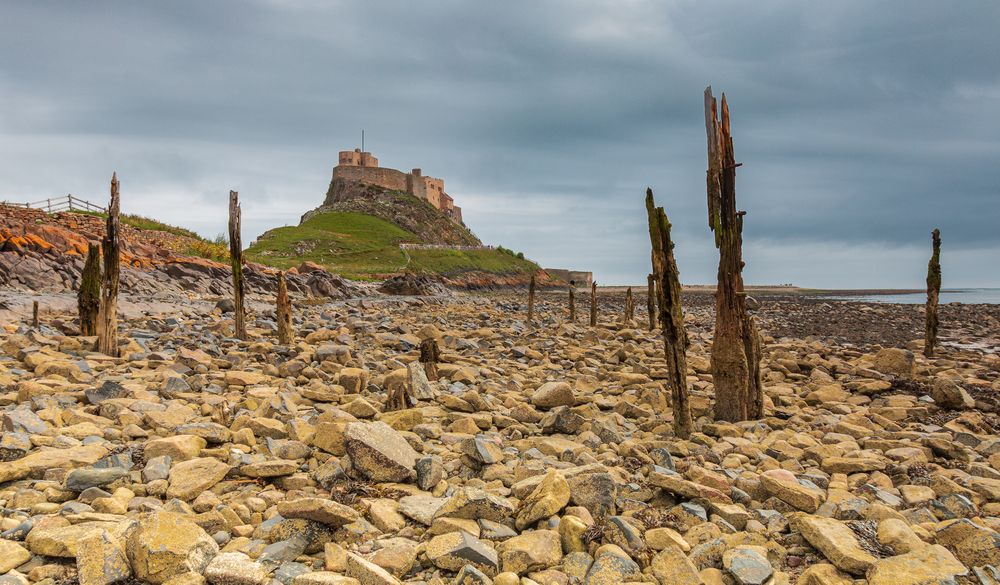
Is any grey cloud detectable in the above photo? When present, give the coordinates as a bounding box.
[1,0,997,287]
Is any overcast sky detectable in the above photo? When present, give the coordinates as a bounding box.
[2,1,998,287]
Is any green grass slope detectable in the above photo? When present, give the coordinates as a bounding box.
[247,211,538,280]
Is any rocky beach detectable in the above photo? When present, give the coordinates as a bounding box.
[0,286,997,585]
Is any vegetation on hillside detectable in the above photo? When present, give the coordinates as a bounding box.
[73,209,229,262]
[247,211,538,280]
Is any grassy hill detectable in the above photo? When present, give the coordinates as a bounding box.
[246,210,538,280]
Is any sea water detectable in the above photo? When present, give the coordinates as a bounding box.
[821,288,1000,305]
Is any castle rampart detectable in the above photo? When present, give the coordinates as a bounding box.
[331,148,463,224]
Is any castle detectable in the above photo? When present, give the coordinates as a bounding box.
[331,148,463,224]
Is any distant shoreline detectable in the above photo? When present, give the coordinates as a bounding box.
[596,285,986,296]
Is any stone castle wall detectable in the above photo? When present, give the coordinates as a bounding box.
[331,149,462,224]
[331,165,408,193]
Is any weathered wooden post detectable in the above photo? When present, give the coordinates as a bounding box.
[276,271,293,345]
[646,188,693,438]
[420,338,440,381]
[568,282,576,321]
[646,274,656,330]
[925,229,941,357]
[228,190,247,340]
[589,281,597,327]
[624,287,634,323]
[527,274,536,325]
[78,241,101,335]
[704,87,763,422]
[97,173,121,356]
[32,301,39,328]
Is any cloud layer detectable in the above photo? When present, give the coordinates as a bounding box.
[2,1,998,287]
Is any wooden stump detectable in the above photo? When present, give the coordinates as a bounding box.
[646,274,656,331]
[229,190,246,340]
[78,241,101,336]
[527,274,536,326]
[646,188,693,439]
[925,229,941,357]
[276,271,293,345]
[589,281,597,327]
[97,173,121,356]
[704,86,762,422]
[624,287,634,323]
[32,301,39,329]
[420,338,440,381]
[568,283,576,322]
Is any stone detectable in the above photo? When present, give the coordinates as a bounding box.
[416,455,444,490]
[530,382,574,409]
[203,552,269,585]
[293,573,359,585]
[27,520,117,557]
[77,528,131,585]
[516,469,569,530]
[930,379,976,410]
[866,544,967,585]
[167,457,230,501]
[344,421,418,482]
[0,540,31,573]
[790,515,875,576]
[566,472,616,518]
[583,545,640,585]
[65,467,129,492]
[759,471,823,513]
[125,511,219,584]
[277,498,361,527]
[436,488,516,523]
[499,530,561,575]
[650,545,700,585]
[345,552,400,585]
[869,348,914,377]
[722,546,773,585]
[369,543,416,577]
[425,530,499,573]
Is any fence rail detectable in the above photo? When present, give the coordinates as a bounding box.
[399,243,496,251]
[1,194,105,214]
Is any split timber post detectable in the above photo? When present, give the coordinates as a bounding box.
[924,229,941,357]
[589,281,598,327]
[527,274,536,326]
[646,188,692,439]
[97,173,121,356]
[647,274,657,330]
[78,242,101,336]
[704,86,763,422]
[32,301,39,328]
[568,282,576,321]
[229,190,246,340]
[276,271,293,345]
[420,338,440,381]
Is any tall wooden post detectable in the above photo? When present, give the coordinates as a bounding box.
[97,173,121,356]
[527,274,536,325]
[646,274,656,331]
[924,229,941,357]
[705,86,763,422]
[32,301,39,328]
[646,189,692,438]
[624,287,634,323]
[568,283,576,322]
[276,271,293,345]
[78,242,101,336]
[589,281,597,327]
[229,190,246,340]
